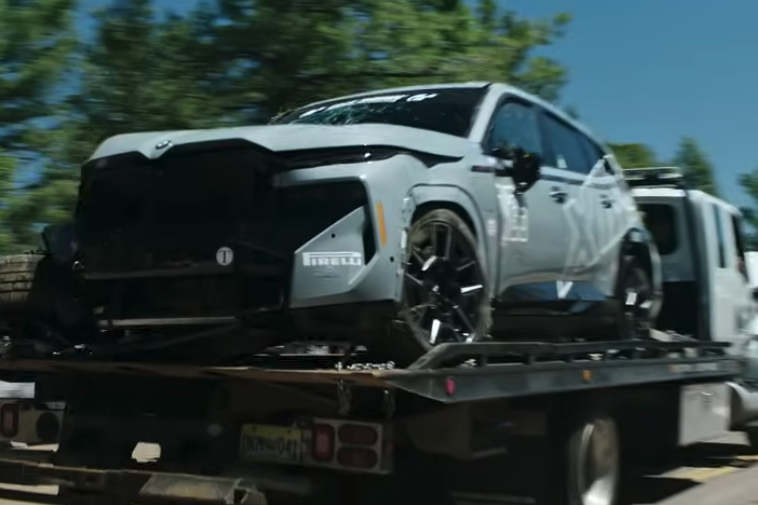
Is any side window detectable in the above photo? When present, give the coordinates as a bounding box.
[486,100,542,156]
[713,204,726,269]
[578,135,606,172]
[540,113,592,174]
[731,214,749,282]
[638,204,677,255]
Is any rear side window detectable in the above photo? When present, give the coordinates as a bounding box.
[540,113,592,174]
[639,204,677,255]
[713,204,726,268]
[731,214,749,282]
[577,136,606,171]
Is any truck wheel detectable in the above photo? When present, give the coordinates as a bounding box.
[557,409,620,505]
[0,254,46,315]
[746,430,758,453]
[380,209,491,365]
[615,258,653,340]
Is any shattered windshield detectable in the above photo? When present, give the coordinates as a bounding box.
[272,87,487,138]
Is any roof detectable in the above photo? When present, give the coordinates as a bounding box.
[632,186,742,216]
[285,81,608,150]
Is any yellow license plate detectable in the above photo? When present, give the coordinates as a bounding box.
[239,424,304,464]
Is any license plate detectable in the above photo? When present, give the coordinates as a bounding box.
[239,424,304,464]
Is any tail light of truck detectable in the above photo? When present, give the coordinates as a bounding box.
[311,423,335,461]
[338,423,378,445]
[337,446,379,469]
[0,404,19,438]
[306,418,392,474]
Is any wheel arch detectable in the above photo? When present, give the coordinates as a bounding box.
[405,185,495,278]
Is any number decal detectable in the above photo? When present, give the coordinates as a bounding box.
[498,184,529,244]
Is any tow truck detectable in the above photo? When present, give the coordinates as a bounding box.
[0,167,755,505]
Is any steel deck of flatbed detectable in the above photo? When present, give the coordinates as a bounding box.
[0,340,742,404]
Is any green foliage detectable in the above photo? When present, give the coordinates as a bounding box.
[739,172,758,249]
[671,136,719,196]
[608,143,658,169]
[0,0,77,252]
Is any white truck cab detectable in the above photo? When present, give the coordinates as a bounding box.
[626,167,757,351]
[627,167,758,435]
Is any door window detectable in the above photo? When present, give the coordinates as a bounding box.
[577,135,607,172]
[486,100,542,156]
[639,204,678,255]
[713,204,726,269]
[731,214,749,282]
[540,113,592,174]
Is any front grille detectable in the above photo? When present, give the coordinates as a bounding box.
[88,273,285,320]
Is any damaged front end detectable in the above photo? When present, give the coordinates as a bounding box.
[71,141,382,357]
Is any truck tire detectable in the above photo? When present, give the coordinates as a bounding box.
[0,254,46,315]
[746,430,758,454]
[554,407,620,505]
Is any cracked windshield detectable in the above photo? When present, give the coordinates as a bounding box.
[1,1,758,505]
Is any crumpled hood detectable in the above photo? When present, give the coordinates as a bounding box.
[87,123,474,163]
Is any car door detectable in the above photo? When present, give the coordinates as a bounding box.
[537,112,599,298]
[483,98,570,301]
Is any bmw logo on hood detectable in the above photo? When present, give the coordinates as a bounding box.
[155,140,172,150]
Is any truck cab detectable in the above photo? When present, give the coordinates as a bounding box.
[626,167,756,352]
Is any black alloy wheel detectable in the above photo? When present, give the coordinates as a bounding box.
[397,209,491,358]
[618,259,654,340]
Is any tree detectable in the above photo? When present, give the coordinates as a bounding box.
[671,137,719,196]
[212,0,572,118]
[7,0,230,249]
[0,0,76,252]
[607,143,658,169]
[739,171,758,249]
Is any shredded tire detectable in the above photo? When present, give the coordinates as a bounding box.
[0,254,46,315]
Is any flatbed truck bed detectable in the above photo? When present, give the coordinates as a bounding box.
[0,339,751,505]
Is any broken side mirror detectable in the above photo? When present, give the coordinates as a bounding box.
[41,223,78,263]
[490,144,542,193]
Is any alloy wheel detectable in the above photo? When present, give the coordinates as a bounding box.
[401,220,486,345]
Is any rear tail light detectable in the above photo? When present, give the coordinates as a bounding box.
[311,423,335,461]
[0,404,19,438]
[338,424,378,446]
[337,447,379,469]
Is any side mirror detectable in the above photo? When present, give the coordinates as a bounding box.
[752,287,758,303]
[490,144,541,193]
[41,223,78,262]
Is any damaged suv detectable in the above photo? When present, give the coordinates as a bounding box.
[0,82,661,365]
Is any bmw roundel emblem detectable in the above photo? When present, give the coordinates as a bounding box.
[155,140,172,150]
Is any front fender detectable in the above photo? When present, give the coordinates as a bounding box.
[405,184,497,283]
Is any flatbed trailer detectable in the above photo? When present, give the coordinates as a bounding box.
[0,338,751,505]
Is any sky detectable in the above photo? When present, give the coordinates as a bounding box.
[76,0,758,207]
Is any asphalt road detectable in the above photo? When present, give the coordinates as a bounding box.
[621,432,758,505]
[0,437,756,505]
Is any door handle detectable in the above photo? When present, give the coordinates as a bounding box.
[550,187,567,204]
